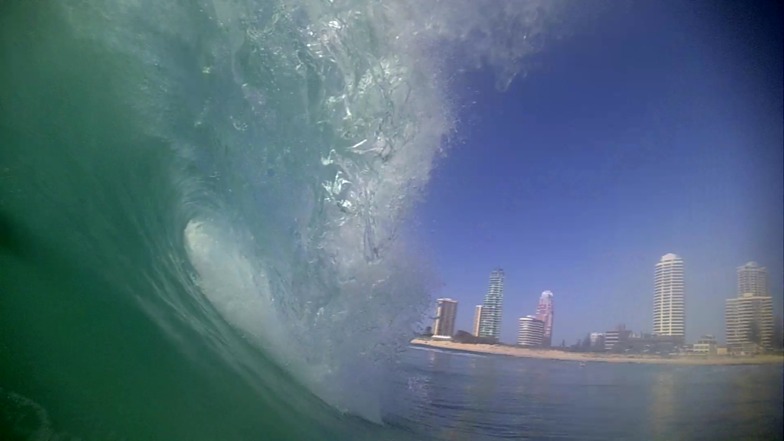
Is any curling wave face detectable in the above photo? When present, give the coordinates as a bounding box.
[0,0,562,439]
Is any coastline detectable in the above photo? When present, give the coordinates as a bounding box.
[410,338,784,366]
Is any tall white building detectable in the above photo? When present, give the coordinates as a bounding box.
[737,262,768,297]
[433,298,458,338]
[653,253,685,342]
[517,316,545,347]
[472,305,483,336]
[478,269,504,341]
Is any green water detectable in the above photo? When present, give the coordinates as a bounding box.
[4,2,779,440]
[0,0,560,438]
[1,2,317,439]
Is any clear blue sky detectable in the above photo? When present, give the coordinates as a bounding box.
[412,1,783,345]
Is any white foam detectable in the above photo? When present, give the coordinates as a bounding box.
[58,0,567,421]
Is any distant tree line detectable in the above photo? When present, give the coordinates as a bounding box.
[418,327,498,344]
[452,330,497,344]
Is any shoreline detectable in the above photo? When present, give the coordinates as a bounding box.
[411,338,784,366]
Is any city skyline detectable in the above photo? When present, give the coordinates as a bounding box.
[411,0,782,345]
[430,257,778,346]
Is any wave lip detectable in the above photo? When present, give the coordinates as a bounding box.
[1,0,567,433]
[173,0,565,422]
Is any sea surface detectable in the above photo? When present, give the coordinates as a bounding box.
[386,348,784,441]
[2,1,782,440]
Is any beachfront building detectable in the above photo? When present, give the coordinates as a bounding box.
[589,332,605,349]
[433,298,458,338]
[737,261,768,297]
[725,261,774,354]
[604,325,632,351]
[692,335,718,354]
[472,305,483,336]
[726,292,774,353]
[535,290,554,347]
[653,253,685,343]
[517,316,545,347]
[478,269,505,341]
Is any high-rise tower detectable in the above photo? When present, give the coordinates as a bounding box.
[653,253,685,342]
[433,298,458,338]
[535,291,554,347]
[472,305,483,336]
[726,293,774,352]
[726,261,774,353]
[737,262,768,297]
[478,269,504,341]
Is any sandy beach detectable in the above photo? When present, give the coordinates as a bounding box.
[411,338,784,365]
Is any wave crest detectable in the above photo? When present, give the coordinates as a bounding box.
[45,0,565,421]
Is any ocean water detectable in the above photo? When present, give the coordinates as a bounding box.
[3,0,780,440]
[0,0,562,439]
[387,348,784,441]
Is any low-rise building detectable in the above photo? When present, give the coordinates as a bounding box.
[692,335,718,355]
[518,315,545,347]
[589,332,605,349]
[604,325,632,351]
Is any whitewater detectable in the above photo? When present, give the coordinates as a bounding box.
[0,0,566,439]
